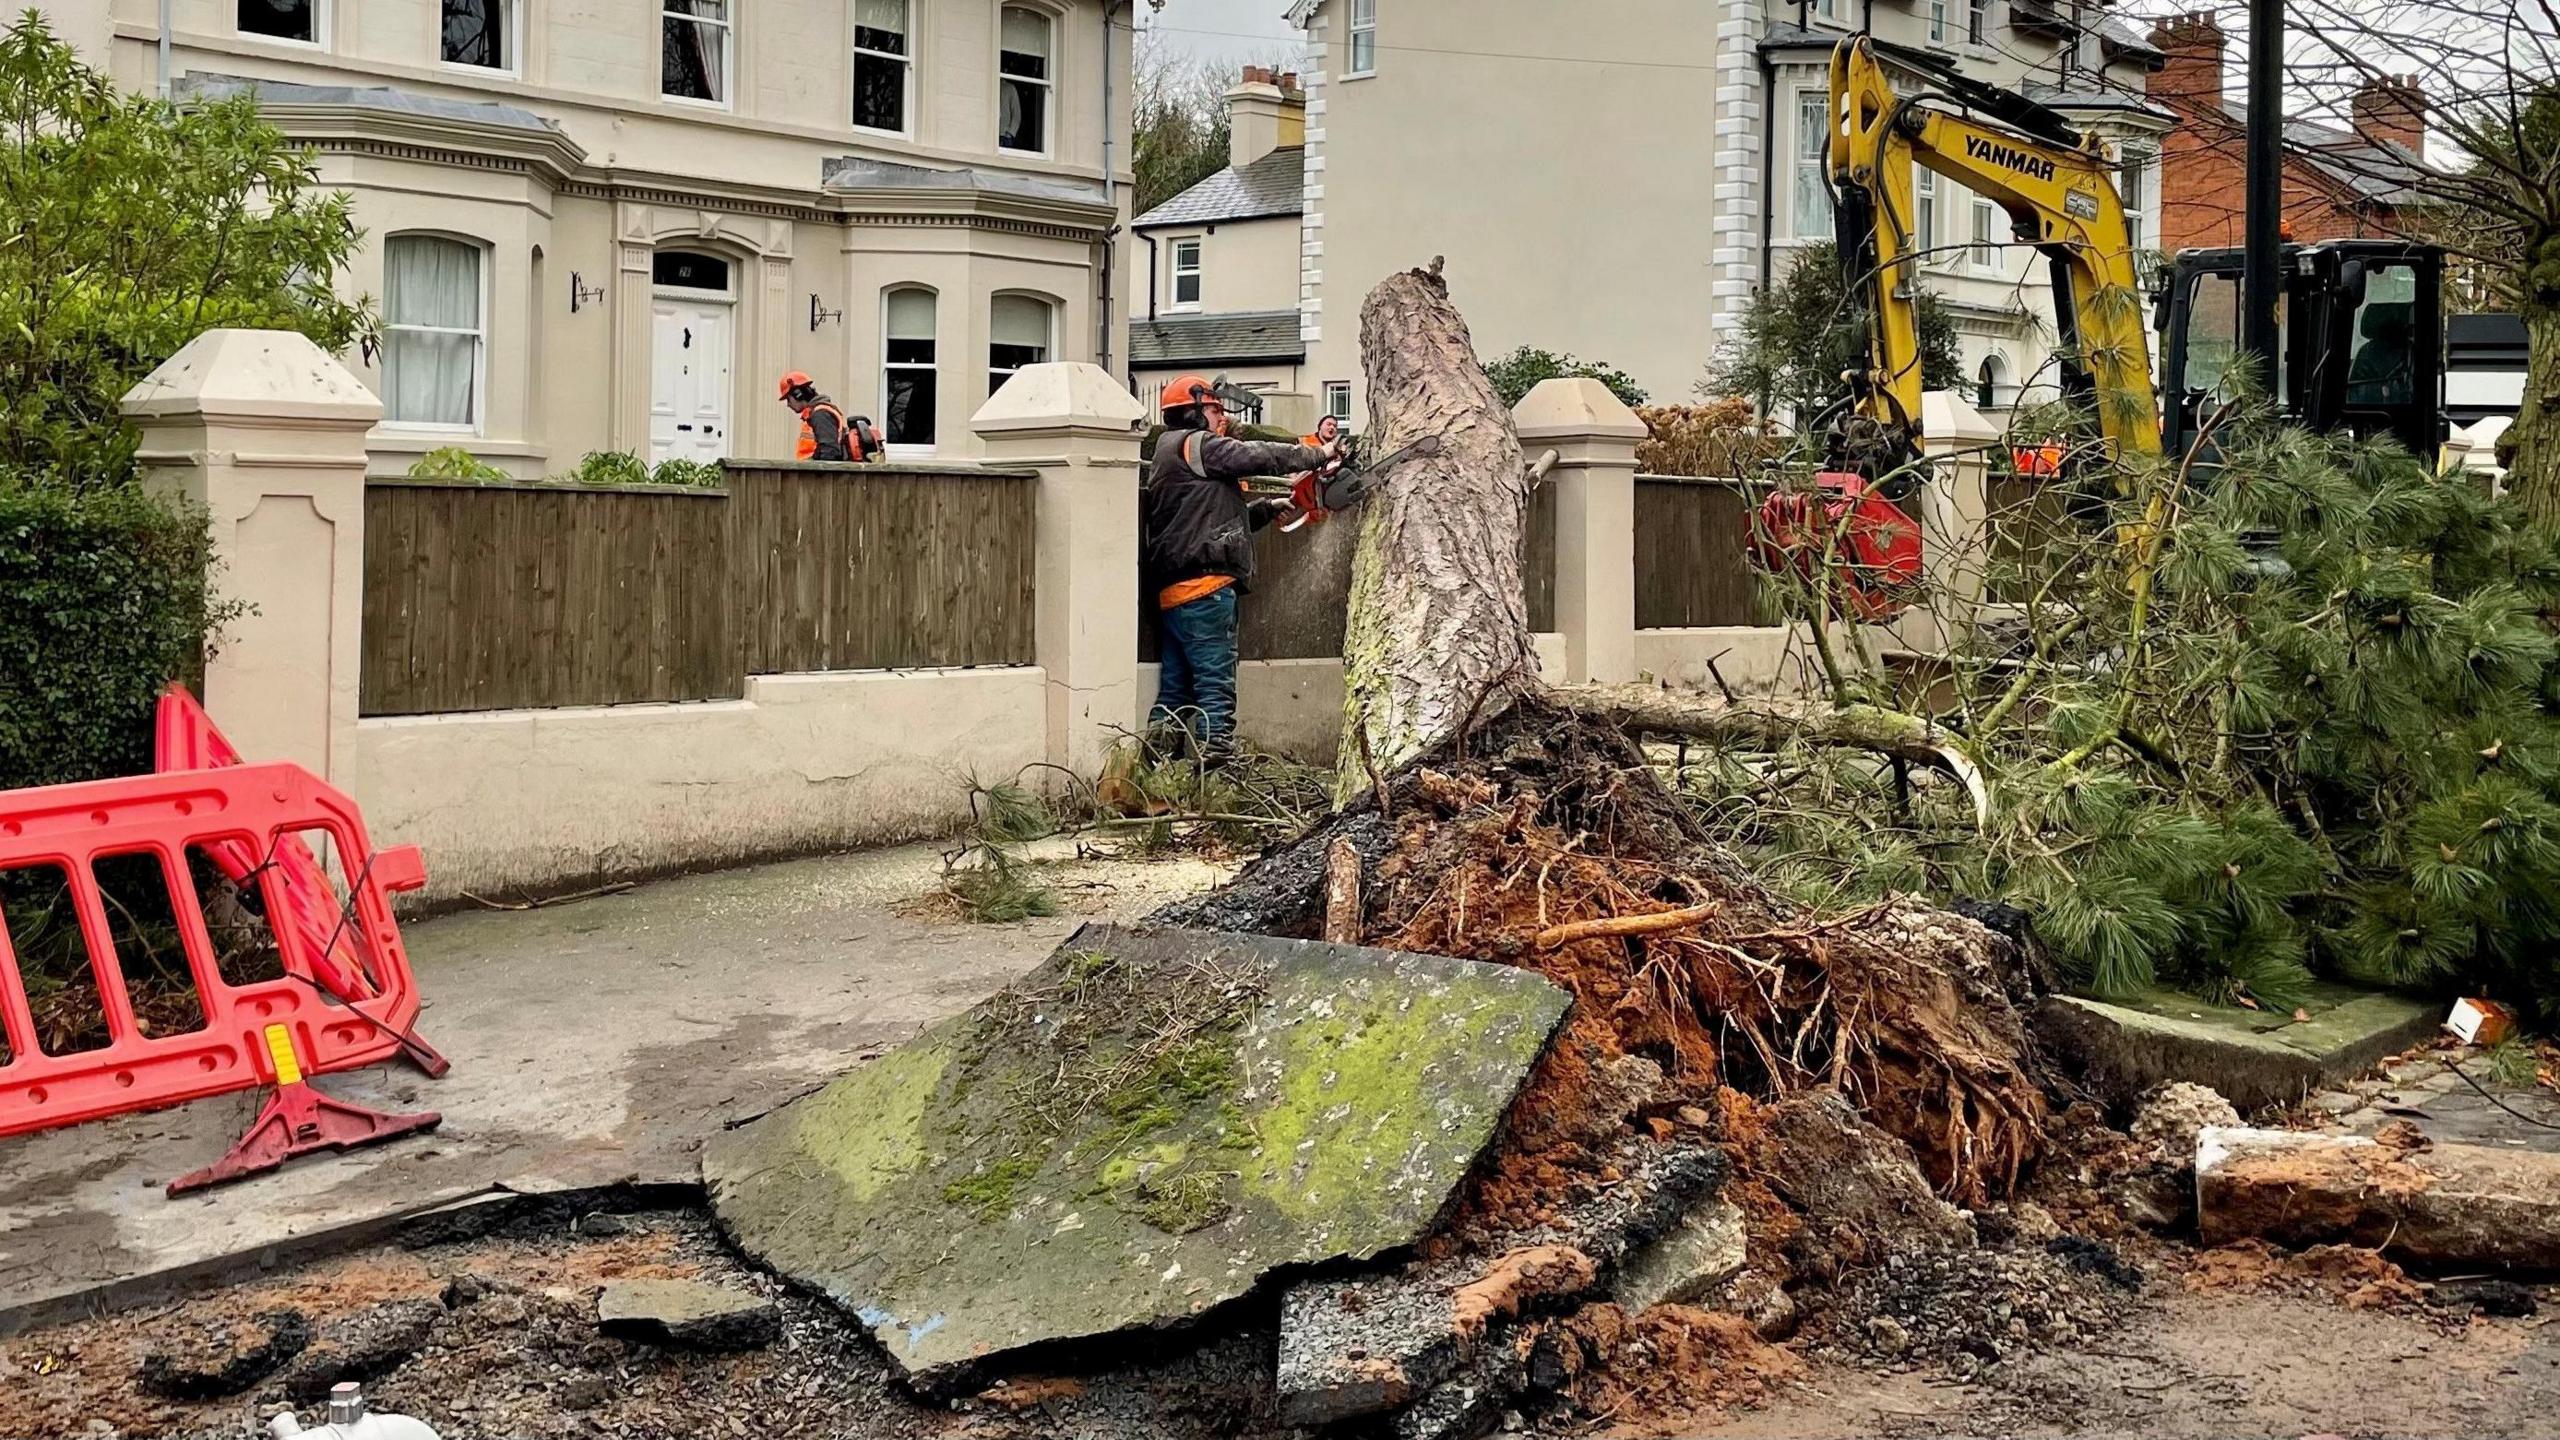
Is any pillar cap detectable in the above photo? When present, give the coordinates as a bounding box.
[1512,377,1647,441]
[972,362,1147,435]
[122,328,382,425]
[1921,389,2000,444]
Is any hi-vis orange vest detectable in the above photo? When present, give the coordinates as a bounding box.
[797,401,852,461]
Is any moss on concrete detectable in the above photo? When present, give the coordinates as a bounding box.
[790,1032,953,1202]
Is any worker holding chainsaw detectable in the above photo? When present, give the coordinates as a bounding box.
[1143,375,1345,758]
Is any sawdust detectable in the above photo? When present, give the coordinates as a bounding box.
[2183,1240,2426,1313]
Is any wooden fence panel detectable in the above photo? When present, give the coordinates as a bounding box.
[724,462,1038,674]
[1139,477,1560,663]
[1634,476,1763,628]
[361,481,739,716]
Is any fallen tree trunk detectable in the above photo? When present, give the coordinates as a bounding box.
[1336,261,1542,799]
[1556,684,1992,827]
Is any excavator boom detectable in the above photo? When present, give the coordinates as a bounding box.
[1825,37,2160,468]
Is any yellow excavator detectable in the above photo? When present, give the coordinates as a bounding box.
[1819,36,2447,479]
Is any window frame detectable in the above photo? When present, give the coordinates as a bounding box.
[881,285,941,455]
[238,0,327,48]
[1966,0,1990,45]
[1927,0,1949,43]
[379,232,490,436]
[1168,237,1204,312]
[1345,0,1378,78]
[1793,91,1833,240]
[437,0,516,75]
[852,0,914,137]
[1970,195,2002,273]
[1976,352,2012,410]
[1323,381,1353,424]
[1915,168,1942,268]
[997,5,1055,158]
[2118,147,2153,257]
[661,0,735,111]
[987,292,1058,399]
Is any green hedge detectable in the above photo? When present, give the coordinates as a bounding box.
[0,484,224,793]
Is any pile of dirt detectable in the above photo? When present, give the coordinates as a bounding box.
[1818,1236,2149,1376]
[2183,1239,2426,1313]
[1151,696,2060,1430]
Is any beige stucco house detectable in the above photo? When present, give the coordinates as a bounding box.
[1277,0,2169,429]
[59,0,1135,474]
[1127,67,1320,433]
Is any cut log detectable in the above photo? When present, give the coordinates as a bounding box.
[1556,685,1991,827]
[1338,263,1541,799]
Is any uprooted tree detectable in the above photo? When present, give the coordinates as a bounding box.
[1184,263,2050,1210]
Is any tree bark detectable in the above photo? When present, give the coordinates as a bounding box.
[2501,245,2560,525]
[1336,264,1541,801]
[1322,836,1363,945]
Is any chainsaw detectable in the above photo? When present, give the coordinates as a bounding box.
[1274,434,1445,532]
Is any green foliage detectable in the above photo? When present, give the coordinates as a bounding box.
[1722,417,2560,1016]
[947,847,1061,924]
[1710,241,1963,419]
[971,778,1058,845]
[0,12,371,493]
[0,484,231,792]
[406,447,510,483]
[1482,347,1649,410]
[1132,42,1234,215]
[562,450,654,487]
[648,457,727,489]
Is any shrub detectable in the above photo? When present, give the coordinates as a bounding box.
[649,458,727,489]
[0,13,370,494]
[1482,347,1649,410]
[406,447,510,483]
[1634,400,1784,478]
[561,451,654,487]
[0,484,231,792]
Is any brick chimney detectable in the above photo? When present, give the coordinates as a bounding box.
[2147,11,2226,113]
[1225,66,1306,171]
[2352,74,2426,159]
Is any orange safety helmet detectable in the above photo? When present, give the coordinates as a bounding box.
[777,370,815,401]
[1158,374,1216,417]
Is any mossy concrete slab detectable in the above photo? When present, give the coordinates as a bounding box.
[702,923,1571,1393]
[2033,983,2440,1113]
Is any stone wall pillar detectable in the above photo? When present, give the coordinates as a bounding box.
[1899,390,2002,654]
[1515,378,1646,685]
[973,363,1147,776]
[123,330,382,783]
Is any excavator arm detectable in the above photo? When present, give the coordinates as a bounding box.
[1825,37,2160,469]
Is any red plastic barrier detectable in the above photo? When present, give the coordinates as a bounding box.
[154,689,401,1003]
[0,762,434,1139]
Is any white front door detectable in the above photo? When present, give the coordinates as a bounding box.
[650,297,733,464]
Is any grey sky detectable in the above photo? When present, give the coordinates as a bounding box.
[1138,0,1304,69]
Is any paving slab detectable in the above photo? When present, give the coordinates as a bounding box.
[705,924,1573,1396]
[2032,982,2441,1113]
[2198,1124,2560,1266]
[0,841,1225,1328]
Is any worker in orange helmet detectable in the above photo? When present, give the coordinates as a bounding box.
[1142,375,1344,759]
[778,371,878,462]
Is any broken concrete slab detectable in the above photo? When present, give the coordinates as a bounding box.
[596,1279,780,1351]
[2197,1125,2560,1267]
[1275,1246,1595,1426]
[703,924,1572,1395]
[2034,983,2438,1112]
[1612,1196,1747,1313]
[1275,1142,1721,1427]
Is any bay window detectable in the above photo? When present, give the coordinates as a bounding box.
[883,287,939,450]
[382,235,485,430]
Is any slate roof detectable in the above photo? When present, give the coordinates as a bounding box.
[1131,310,1305,367]
[1132,147,1306,229]
[2218,106,2439,208]
[176,73,565,134]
